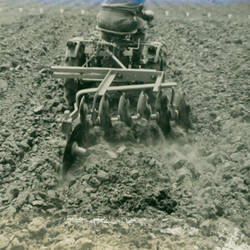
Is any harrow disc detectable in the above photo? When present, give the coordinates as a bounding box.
[137,91,152,120]
[118,92,132,127]
[62,96,90,175]
[98,94,113,137]
[155,90,171,135]
[175,91,192,130]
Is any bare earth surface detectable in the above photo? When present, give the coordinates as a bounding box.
[0,1,250,249]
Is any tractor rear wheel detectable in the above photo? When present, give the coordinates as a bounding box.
[63,44,85,109]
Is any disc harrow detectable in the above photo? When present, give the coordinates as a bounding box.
[50,37,192,175]
[51,65,191,174]
[52,66,179,130]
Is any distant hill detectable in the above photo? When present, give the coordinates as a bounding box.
[35,0,250,5]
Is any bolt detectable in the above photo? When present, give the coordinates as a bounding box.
[117,73,123,79]
[151,75,156,80]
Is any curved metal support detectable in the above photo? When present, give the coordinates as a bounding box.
[61,110,72,141]
[71,82,176,121]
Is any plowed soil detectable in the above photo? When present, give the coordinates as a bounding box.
[0,1,249,249]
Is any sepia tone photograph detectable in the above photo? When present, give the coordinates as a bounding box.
[0,0,249,249]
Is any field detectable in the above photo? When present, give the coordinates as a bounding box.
[0,0,250,249]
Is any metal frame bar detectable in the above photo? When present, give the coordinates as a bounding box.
[66,38,152,48]
[153,72,164,92]
[51,66,162,84]
[51,66,158,73]
[95,70,117,97]
[105,50,127,69]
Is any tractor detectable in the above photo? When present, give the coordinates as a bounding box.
[51,15,191,175]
